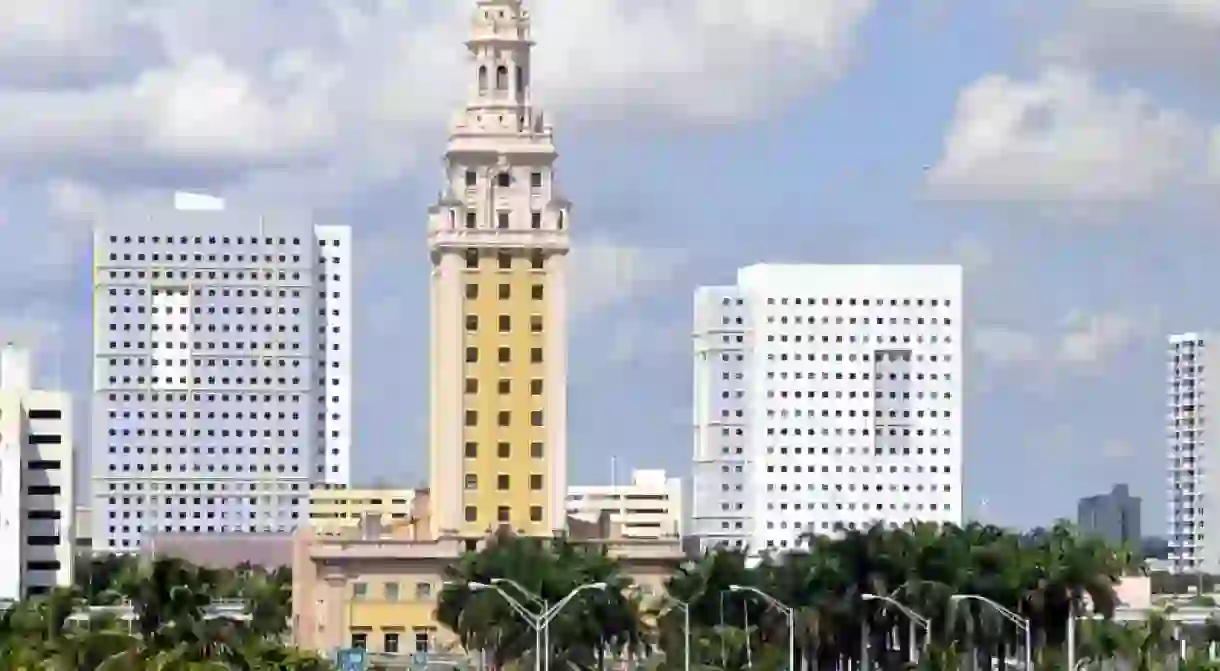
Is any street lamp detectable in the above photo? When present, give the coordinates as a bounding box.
[861,593,932,665]
[658,598,691,671]
[948,595,1031,671]
[492,579,550,671]
[470,582,607,671]
[729,585,795,671]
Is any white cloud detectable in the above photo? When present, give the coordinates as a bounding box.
[568,239,689,321]
[0,0,875,189]
[974,307,1160,371]
[926,68,1207,202]
[1041,1,1220,89]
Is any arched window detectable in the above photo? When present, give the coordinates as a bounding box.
[515,66,525,95]
[496,65,509,91]
[478,66,488,92]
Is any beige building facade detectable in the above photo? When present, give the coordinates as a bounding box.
[566,469,683,539]
[309,485,417,536]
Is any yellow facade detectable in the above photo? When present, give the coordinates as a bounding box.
[460,250,552,535]
[344,565,450,654]
[308,486,417,536]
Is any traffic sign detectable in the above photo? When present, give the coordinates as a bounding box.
[337,647,367,671]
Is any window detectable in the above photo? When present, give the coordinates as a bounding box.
[464,410,478,427]
[352,632,368,649]
[497,212,510,229]
[385,633,400,654]
[497,506,510,523]
[530,315,543,333]
[465,378,478,394]
[465,212,477,229]
[465,283,479,299]
[465,474,478,489]
[465,315,479,331]
[498,442,511,458]
[530,251,544,269]
[385,582,400,601]
[464,442,478,458]
[530,474,543,490]
[497,411,511,427]
[530,348,543,364]
[499,315,511,332]
[531,172,543,187]
[465,249,479,268]
[353,582,368,600]
[498,379,511,394]
[498,347,511,363]
[498,252,512,269]
[499,284,511,299]
[530,442,544,458]
[466,170,477,187]
[530,410,544,426]
[530,506,543,522]
[531,212,542,229]
[531,284,544,300]
[414,628,431,653]
[465,506,477,522]
[497,474,510,490]
[497,172,511,187]
[415,582,432,600]
[465,347,478,363]
[530,379,543,395]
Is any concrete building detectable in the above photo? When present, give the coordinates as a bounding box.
[1167,332,1220,573]
[309,485,418,536]
[0,345,76,599]
[291,490,681,659]
[90,194,352,552]
[427,0,571,539]
[75,506,92,555]
[691,264,964,554]
[1078,483,1141,547]
[566,469,682,539]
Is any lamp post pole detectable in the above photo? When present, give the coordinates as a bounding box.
[862,593,932,665]
[729,585,795,671]
[470,582,607,671]
[948,595,1032,671]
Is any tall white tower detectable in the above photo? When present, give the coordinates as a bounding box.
[692,264,964,554]
[427,0,572,539]
[1167,332,1220,574]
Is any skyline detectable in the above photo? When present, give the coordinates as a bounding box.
[0,1,1217,533]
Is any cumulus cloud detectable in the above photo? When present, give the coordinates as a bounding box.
[1040,0,1220,89]
[973,307,1161,371]
[0,0,875,190]
[568,239,690,321]
[926,68,1208,202]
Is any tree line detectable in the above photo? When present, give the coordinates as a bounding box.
[439,521,1220,671]
[2,554,331,670]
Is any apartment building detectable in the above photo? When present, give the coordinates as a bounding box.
[1078,483,1141,548]
[0,345,75,599]
[308,485,418,536]
[427,0,572,539]
[90,194,352,551]
[691,264,964,553]
[1167,332,1219,573]
[566,469,682,539]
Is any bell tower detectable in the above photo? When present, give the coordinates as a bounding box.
[427,0,571,540]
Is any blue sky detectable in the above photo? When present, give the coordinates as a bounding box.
[0,0,1218,532]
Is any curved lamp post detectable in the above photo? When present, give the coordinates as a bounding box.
[862,593,932,665]
[948,594,1032,671]
[470,582,607,671]
[729,585,795,671]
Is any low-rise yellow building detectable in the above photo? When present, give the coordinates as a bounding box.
[291,489,684,661]
[308,485,418,536]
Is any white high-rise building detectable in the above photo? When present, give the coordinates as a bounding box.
[89,196,351,552]
[1167,332,1220,573]
[691,264,964,554]
[0,345,75,600]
